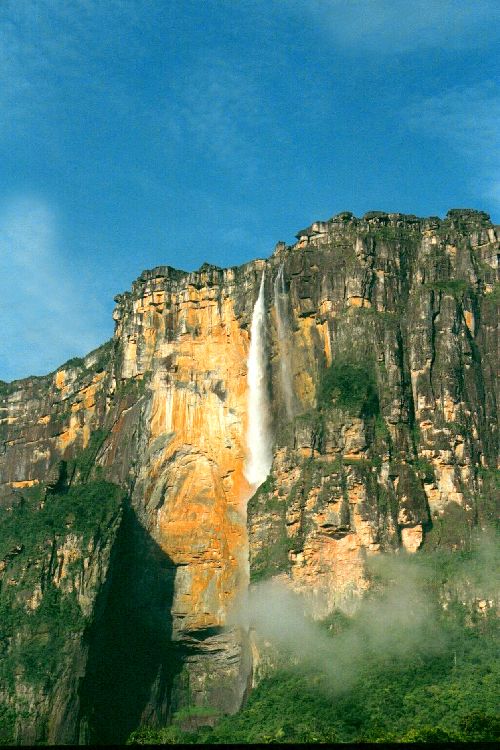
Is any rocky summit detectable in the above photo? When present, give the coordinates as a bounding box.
[0,208,498,744]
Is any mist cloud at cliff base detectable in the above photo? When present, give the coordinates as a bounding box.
[229,530,499,692]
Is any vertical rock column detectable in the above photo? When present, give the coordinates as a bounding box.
[121,268,261,719]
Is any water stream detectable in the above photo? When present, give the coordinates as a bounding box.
[273,263,294,419]
[244,271,272,487]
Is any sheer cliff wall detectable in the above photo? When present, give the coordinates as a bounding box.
[0,208,498,742]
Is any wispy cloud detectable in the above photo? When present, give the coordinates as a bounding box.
[0,197,107,380]
[406,81,500,211]
[0,0,154,143]
[164,59,271,173]
[0,2,273,172]
[293,0,500,54]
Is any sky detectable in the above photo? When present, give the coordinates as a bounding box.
[0,0,499,381]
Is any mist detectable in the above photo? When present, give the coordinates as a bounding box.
[230,532,499,693]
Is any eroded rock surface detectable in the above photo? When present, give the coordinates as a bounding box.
[0,208,498,742]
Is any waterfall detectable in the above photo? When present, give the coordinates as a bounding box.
[244,271,272,487]
[273,263,294,419]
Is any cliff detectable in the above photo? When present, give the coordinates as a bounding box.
[0,208,498,743]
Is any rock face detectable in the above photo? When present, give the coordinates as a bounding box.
[248,209,498,614]
[0,208,498,743]
[0,479,124,744]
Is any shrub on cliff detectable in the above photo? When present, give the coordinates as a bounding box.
[318,357,379,417]
[0,480,125,698]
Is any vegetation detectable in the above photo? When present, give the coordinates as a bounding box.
[127,545,500,745]
[477,468,500,530]
[115,371,152,401]
[127,612,499,744]
[424,501,474,551]
[248,457,347,582]
[412,457,435,482]
[425,279,470,296]
[318,356,379,418]
[249,531,291,583]
[371,226,407,241]
[65,428,110,483]
[50,408,72,425]
[373,413,391,442]
[483,281,500,308]
[91,339,114,373]
[0,480,122,561]
[60,355,86,369]
[60,339,114,374]
[0,380,17,398]
[0,479,125,741]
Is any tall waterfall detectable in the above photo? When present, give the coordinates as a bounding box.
[244,271,272,487]
[273,263,294,419]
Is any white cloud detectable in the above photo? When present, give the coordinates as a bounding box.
[0,196,107,380]
[405,81,500,212]
[294,0,500,54]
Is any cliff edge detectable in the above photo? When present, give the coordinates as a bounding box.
[0,208,498,743]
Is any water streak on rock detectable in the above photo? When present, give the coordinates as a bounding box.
[273,263,294,419]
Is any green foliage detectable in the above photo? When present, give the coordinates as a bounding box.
[478,466,500,490]
[250,524,290,583]
[91,339,114,372]
[371,226,408,241]
[411,421,421,445]
[257,473,275,496]
[60,356,85,369]
[412,457,435,483]
[483,281,500,307]
[126,708,221,744]
[127,542,500,745]
[0,380,16,399]
[0,705,16,745]
[1,588,85,687]
[127,724,186,744]
[457,711,500,741]
[50,408,72,425]
[424,501,473,551]
[249,456,352,582]
[342,456,376,472]
[0,480,125,694]
[248,469,297,582]
[318,357,379,417]
[425,279,469,296]
[172,706,219,722]
[59,339,113,374]
[115,372,151,401]
[0,480,123,561]
[127,606,499,745]
[477,468,500,528]
[60,480,124,534]
[374,414,390,442]
[67,429,110,482]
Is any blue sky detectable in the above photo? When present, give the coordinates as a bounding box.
[1,0,499,380]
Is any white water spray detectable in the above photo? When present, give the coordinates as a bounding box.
[273,263,294,419]
[244,271,272,487]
